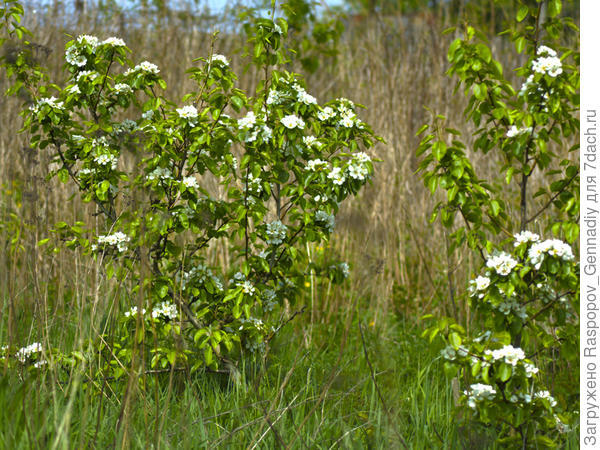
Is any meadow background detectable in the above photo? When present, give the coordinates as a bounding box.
[0,0,580,448]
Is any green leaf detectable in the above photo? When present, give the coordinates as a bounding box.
[158,284,169,298]
[449,332,462,349]
[57,168,69,183]
[489,200,500,217]
[37,238,50,246]
[517,5,528,22]
[498,363,512,382]
[473,83,487,101]
[230,95,244,112]
[432,141,447,161]
[515,36,526,54]
[548,0,562,18]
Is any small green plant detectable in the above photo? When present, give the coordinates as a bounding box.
[2,2,379,378]
[417,0,579,446]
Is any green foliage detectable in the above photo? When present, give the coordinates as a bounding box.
[241,0,345,74]
[2,3,380,383]
[417,0,579,446]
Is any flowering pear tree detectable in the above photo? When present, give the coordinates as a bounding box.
[1,4,379,376]
[417,0,579,446]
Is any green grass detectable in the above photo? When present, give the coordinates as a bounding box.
[0,308,464,449]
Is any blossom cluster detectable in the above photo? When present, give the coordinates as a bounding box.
[151,301,178,320]
[209,54,229,66]
[29,97,65,114]
[485,252,518,276]
[528,239,575,269]
[177,105,199,125]
[266,220,287,245]
[315,210,335,233]
[245,173,263,195]
[281,114,305,130]
[179,263,223,291]
[465,383,496,409]
[532,46,562,77]
[306,152,371,187]
[124,306,146,317]
[514,230,540,246]
[292,83,317,105]
[468,275,490,298]
[147,167,173,182]
[65,35,126,70]
[486,344,525,366]
[182,176,199,190]
[15,342,43,363]
[94,152,118,169]
[506,125,533,138]
[97,231,130,252]
[125,61,160,76]
[239,280,256,296]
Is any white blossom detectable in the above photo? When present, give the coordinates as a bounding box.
[66,85,81,95]
[469,276,490,299]
[124,306,146,318]
[532,53,562,77]
[147,167,172,181]
[77,34,99,49]
[293,84,317,105]
[306,159,328,171]
[490,345,526,366]
[514,231,540,246]
[152,301,178,320]
[182,176,199,190]
[317,107,335,121]
[339,262,350,278]
[528,239,574,269]
[315,210,335,233]
[30,97,64,114]
[209,54,229,66]
[65,46,86,67]
[266,90,282,105]
[114,83,132,95]
[238,111,257,130]
[103,37,126,47]
[76,70,98,82]
[281,114,305,130]
[506,125,532,138]
[486,252,518,276]
[303,136,318,147]
[15,342,42,363]
[177,105,199,125]
[114,119,137,134]
[129,61,160,75]
[465,383,496,409]
[328,166,346,185]
[354,152,371,164]
[441,345,456,360]
[94,153,118,170]
[535,390,557,407]
[142,110,154,120]
[339,110,356,128]
[347,162,368,180]
[240,280,255,296]
[97,231,130,252]
[524,363,539,377]
[266,220,287,245]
